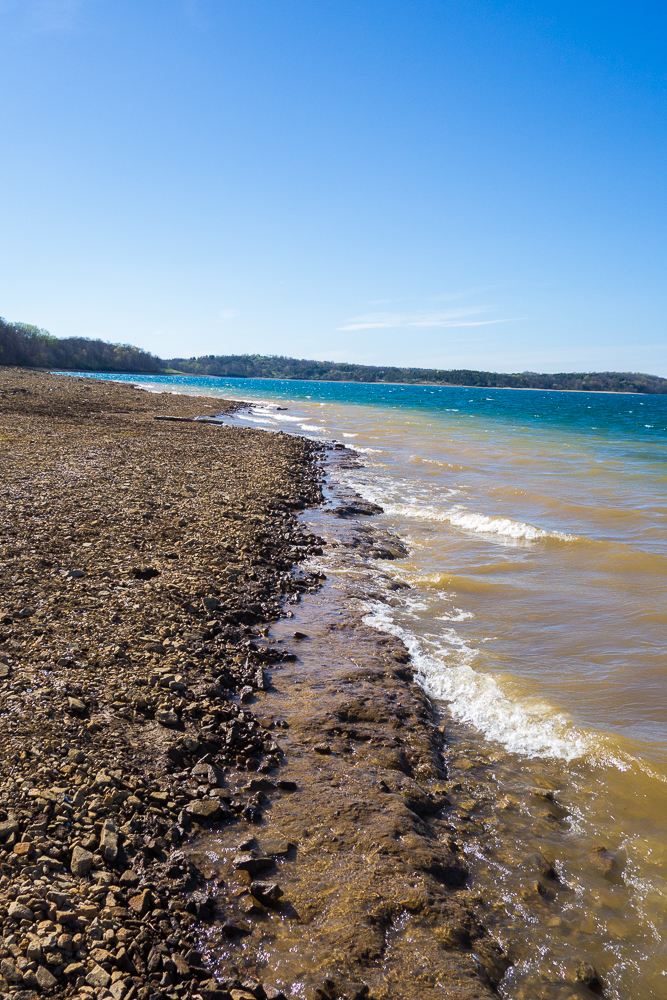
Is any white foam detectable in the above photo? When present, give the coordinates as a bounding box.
[363,604,594,761]
[375,500,575,541]
[446,508,575,541]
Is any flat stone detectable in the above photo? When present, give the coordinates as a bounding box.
[232,852,274,875]
[186,798,221,820]
[63,962,86,977]
[156,708,179,726]
[67,696,87,714]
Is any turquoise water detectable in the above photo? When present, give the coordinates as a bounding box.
[66,370,667,439]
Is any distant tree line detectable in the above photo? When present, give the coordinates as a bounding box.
[0,317,161,373]
[167,353,667,394]
[2,315,666,392]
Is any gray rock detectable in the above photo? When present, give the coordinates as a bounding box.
[186,799,221,820]
[99,819,119,861]
[156,708,179,727]
[1,957,23,982]
[35,965,57,989]
[86,963,111,988]
[70,845,94,877]
[8,901,33,922]
[0,815,18,839]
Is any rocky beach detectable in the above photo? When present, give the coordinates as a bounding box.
[0,369,509,1000]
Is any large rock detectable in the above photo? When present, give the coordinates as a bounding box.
[232,853,274,875]
[99,819,119,861]
[8,901,33,922]
[156,708,179,727]
[70,844,94,877]
[86,964,111,988]
[186,798,221,821]
[250,881,283,906]
[1,958,22,983]
[0,817,19,840]
[35,966,57,989]
[128,888,154,916]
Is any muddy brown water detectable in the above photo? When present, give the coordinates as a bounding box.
[183,469,615,1000]
[186,574,505,1000]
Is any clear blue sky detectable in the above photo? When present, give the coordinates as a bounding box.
[1,0,665,374]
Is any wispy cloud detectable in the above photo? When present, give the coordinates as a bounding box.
[218,309,238,321]
[338,307,513,331]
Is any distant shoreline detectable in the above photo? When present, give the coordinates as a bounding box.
[52,367,643,396]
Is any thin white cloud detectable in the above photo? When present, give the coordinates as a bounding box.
[338,307,513,331]
[218,309,238,321]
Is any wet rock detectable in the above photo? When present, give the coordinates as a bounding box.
[591,845,624,883]
[156,708,179,726]
[575,961,603,994]
[186,798,223,821]
[233,853,274,875]
[250,881,283,906]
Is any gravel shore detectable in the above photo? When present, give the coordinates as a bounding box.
[0,370,506,1000]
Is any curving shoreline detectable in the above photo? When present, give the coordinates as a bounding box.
[0,369,504,1000]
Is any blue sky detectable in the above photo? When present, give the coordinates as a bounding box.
[0,0,665,374]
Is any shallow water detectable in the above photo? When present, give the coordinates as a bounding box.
[68,372,667,998]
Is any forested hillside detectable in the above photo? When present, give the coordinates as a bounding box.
[3,316,666,392]
[0,318,161,372]
[168,353,667,394]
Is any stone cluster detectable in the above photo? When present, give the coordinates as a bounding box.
[0,369,326,999]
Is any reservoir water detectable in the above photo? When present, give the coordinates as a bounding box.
[69,372,667,999]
